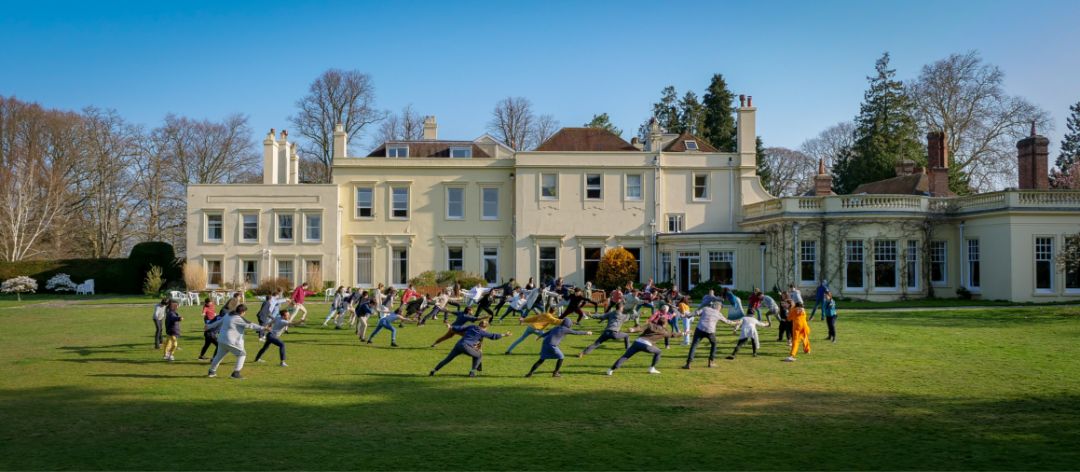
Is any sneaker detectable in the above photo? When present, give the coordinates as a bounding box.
[366,340,373,344]
[167,355,175,362]
[258,337,265,342]
[605,369,614,376]
[256,359,266,363]
[279,362,288,367]
[207,371,217,378]
[708,360,716,367]
[647,367,661,374]
[524,373,533,378]
[230,371,244,379]
[429,370,436,377]
[197,356,207,360]
[783,356,796,362]
[468,371,477,378]
[334,326,342,330]
[578,352,585,358]
[391,343,399,348]
[552,372,561,378]
[681,364,691,370]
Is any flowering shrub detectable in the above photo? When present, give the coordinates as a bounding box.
[596,247,639,290]
[46,273,77,292]
[2,276,38,301]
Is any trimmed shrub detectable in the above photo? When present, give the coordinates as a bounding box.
[409,270,486,290]
[128,242,180,289]
[596,247,638,290]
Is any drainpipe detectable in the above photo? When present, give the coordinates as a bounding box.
[958,221,965,290]
[759,242,766,290]
[728,157,734,230]
[792,222,800,286]
[652,154,662,283]
[336,205,342,287]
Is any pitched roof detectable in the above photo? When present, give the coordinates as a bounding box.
[534,128,639,152]
[851,173,930,196]
[662,132,718,152]
[367,141,490,158]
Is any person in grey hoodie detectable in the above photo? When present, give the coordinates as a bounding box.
[204,304,266,380]
[578,303,631,357]
[682,301,736,369]
[525,318,591,378]
[152,297,168,349]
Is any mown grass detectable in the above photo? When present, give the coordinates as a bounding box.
[0,299,1078,470]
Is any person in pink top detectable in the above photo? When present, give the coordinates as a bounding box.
[291,282,317,324]
[400,283,419,306]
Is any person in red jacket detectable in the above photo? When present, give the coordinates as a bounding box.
[291,282,317,324]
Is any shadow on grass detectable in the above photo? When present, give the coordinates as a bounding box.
[1,378,1077,470]
[850,308,1080,327]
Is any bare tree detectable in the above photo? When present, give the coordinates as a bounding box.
[0,96,83,261]
[909,51,1051,191]
[532,114,560,148]
[800,121,855,173]
[488,97,536,150]
[290,69,386,181]
[154,114,259,186]
[762,147,817,197]
[374,104,424,144]
[75,107,142,258]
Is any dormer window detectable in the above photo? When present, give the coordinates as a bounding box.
[387,145,409,158]
[449,146,472,158]
[684,140,699,151]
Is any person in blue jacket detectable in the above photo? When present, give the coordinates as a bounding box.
[429,319,510,377]
[808,280,830,320]
[525,318,592,378]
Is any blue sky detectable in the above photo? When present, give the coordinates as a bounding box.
[2,0,1078,154]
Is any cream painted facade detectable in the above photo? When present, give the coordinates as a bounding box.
[185,104,1080,303]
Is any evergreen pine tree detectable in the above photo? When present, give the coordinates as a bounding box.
[701,74,737,151]
[834,53,924,194]
[651,86,681,133]
[755,136,772,192]
[584,113,622,137]
[678,91,704,135]
[1052,101,1080,189]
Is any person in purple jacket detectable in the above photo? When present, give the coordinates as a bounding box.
[525,318,592,378]
[428,319,510,378]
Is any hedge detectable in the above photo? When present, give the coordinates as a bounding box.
[0,258,135,294]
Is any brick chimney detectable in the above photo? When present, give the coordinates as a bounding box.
[423,116,437,140]
[813,158,833,196]
[1017,123,1049,190]
[926,131,953,197]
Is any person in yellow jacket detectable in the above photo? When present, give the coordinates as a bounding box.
[505,309,561,354]
[783,301,811,362]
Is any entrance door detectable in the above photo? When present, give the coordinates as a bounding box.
[677,252,700,292]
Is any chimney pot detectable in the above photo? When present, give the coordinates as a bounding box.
[739,95,746,107]
[747,96,753,107]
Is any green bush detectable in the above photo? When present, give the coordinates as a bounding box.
[409,270,486,289]
[255,277,293,296]
[142,265,164,296]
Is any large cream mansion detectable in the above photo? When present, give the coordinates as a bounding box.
[187,99,1080,302]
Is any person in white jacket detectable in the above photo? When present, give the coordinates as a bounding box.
[204,304,266,379]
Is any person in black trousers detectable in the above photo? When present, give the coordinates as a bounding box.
[777,297,793,342]
[152,298,168,349]
[558,288,599,324]
[489,279,516,318]
[474,290,497,320]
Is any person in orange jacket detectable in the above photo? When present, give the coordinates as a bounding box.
[783,301,811,362]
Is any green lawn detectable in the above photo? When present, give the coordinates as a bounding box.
[1,299,1078,470]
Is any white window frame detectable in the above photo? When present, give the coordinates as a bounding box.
[905,240,919,290]
[873,240,899,291]
[708,251,736,288]
[355,246,373,287]
[303,213,322,242]
[277,259,294,284]
[659,251,672,283]
[390,186,410,220]
[584,173,603,200]
[684,140,698,151]
[449,146,472,158]
[692,172,710,201]
[205,259,223,288]
[1034,236,1054,294]
[966,239,981,291]
[799,240,817,284]
[625,174,643,201]
[666,214,684,233]
[276,213,294,242]
[447,246,464,272]
[481,186,499,220]
[205,212,223,243]
[540,173,559,200]
[387,145,409,158]
[845,240,865,290]
[355,186,374,219]
[482,246,499,285]
[240,212,259,243]
[445,186,465,220]
[241,259,259,286]
[930,240,947,287]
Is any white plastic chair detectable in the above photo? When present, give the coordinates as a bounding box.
[75,279,95,295]
[212,291,225,305]
[187,291,200,305]
[324,287,334,302]
[169,290,188,305]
